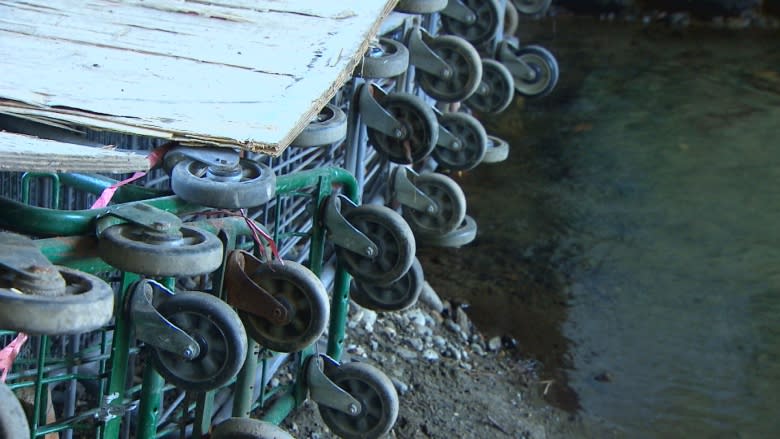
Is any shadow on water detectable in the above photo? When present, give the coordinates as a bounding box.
[417,23,596,412]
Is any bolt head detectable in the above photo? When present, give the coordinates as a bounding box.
[151,221,171,232]
[466,14,476,24]
[393,128,405,138]
[451,141,461,150]
[183,347,194,358]
[441,68,452,79]
[348,403,359,415]
[427,205,436,213]
[365,246,375,257]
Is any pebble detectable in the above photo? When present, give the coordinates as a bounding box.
[391,377,410,395]
[369,339,379,351]
[396,347,418,361]
[405,337,425,352]
[405,309,428,331]
[444,320,461,334]
[471,343,486,357]
[487,336,502,352]
[455,306,470,328]
[310,434,321,439]
[422,349,440,362]
[362,309,377,332]
[459,362,472,371]
[432,335,446,349]
[449,347,462,362]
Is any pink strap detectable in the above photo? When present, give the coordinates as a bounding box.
[89,143,172,209]
[0,332,28,383]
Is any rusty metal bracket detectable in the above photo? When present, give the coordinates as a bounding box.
[306,355,362,416]
[128,279,200,360]
[391,167,437,214]
[224,250,290,326]
[0,232,66,296]
[322,195,378,258]
[407,26,452,78]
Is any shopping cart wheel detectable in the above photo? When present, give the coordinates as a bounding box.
[239,260,329,353]
[0,266,114,334]
[416,35,482,102]
[482,134,510,163]
[395,0,447,13]
[0,383,29,439]
[402,172,466,236]
[171,158,276,209]
[512,0,552,15]
[504,1,519,36]
[291,104,348,147]
[336,204,416,285]
[433,112,488,171]
[152,292,247,392]
[440,0,502,46]
[318,362,399,439]
[466,59,515,114]
[417,214,478,248]
[99,224,222,276]
[212,417,294,439]
[366,93,438,164]
[351,257,423,312]
[355,38,410,79]
[499,43,559,98]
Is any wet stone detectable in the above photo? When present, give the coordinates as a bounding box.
[396,347,418,361]
[422,349,440,362]
[391,377,410,395]
[405,337,425,351]
[488,336,503,352]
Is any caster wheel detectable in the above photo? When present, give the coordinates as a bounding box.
[504,1,519,36]
[466,59,515,114]
[500,43,559,98]
[171,158,276,209]
[433,112,488,171]
[416,35,482,102]
[482,134,510,163]
[366,93,438,164]
[336,204,416,286]
[291,104,347,147]
[417,214,477,248]
[239,260,329,353]
[356,38,409,79]
[395,0,447,14]
[512,0,552,16]
[318,362,399,439]
[0,266,114,335]
[151,292,248,392]
[0,383,29,439]
[212,417,294,439]
[98,223,223,276]
[440,0,502,46]
[351,257,423,312]
[402,172,466,236]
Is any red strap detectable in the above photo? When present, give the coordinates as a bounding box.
[89,143,173,209]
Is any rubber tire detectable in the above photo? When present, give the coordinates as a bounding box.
[416,35,482,103]
[402,172,467,236]
[151,292,248,392]
[395,0,447,14]
[440,0,502,45]
[171,158,276,209]
[351,258,423,312]
[416,214,478,248]
[512,0,552,16]
[482,134,510,163]
[504,1,519,36]
[355,38,409,79]
[466,59,515,114]
[0,383,29,439]
[433,112,488,171]
[500,43,560,98]
[366,93,438,164]
[212,417,294,439]
[318,362,399,439]
[335,204,416,286]
[239,260,329,353]
[0,266,114,335]
[291,104,348,147]
[99,224,223,276]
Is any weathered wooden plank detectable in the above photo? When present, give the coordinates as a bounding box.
[0,0,398,155]
[0,131,150,173]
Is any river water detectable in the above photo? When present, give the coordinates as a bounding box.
[420,18,780,438]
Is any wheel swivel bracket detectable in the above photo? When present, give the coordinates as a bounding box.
[322,195,379,258]
[0,232,66,296]
[306,354,363,416]
[358,84,406,139]
[440,0,477,24]
[392,167,437,214]
[407,26,452,78]
[128,279,201,360]
[224,250,290,325]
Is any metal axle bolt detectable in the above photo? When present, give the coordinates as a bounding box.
[365,246,375,257]
[182,347,194,358]
[348,403,359,415]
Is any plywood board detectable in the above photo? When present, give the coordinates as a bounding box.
[0,131,149,173]
[0,0,398,155]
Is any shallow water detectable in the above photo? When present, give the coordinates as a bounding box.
[421,19,780,438]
